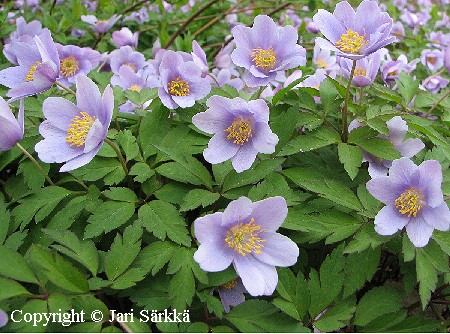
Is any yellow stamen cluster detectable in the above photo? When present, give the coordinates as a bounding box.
[250,46,277,70]
[124,62,137,72]
[335,29,368,54]
[60,56,79,77]
[66,111,96,147]
[168,77,190,96]
[395,187,425,217]
[128,84,142,92]
[315,58,328,68]
[354,66,367,76]
[221,280,238,290]
[225,218,266,256]
[387,70,398,77]
[225,117,253,145]
[26,61,41,81]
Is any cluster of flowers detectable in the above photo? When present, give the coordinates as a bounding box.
[0,0,449,316]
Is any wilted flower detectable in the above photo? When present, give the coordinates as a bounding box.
[338,51,381,87]
[366,158,450,247]
[218,278,246,313]
[313,0,395,60]
[35,76,113,172]
[81,15,121,33]
[0,309,7,328]
[111,27,139,49]
[349,116,424,178]
[231,15,306,87]
[0,29,59,102]
[0,97,24,152]
[194,196,299,296]
[420,49,444,71]
[192,96,278,173]
[158,50,210,109]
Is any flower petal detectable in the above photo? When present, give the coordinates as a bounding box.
[203,132,239,164]
[250,196,288,232]
[231,144,258,173]
[254,232,299,266]
[193,242,233,272]
[405,215,434,248]
[374,205,409,235]
[421,203,450,232]
[194,212,225,244]
[222,197,253,226]
[233,255,278,296]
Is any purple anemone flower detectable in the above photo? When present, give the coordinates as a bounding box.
[338,51,381,87]
[0,309,7,328]
[349,116,424,178]
[208,69,244,91]
[0,29,59,102]
[111,27,139,49]
[192,96,278,173]
[193,196,299,296]
[0,97,24,152]
[56,44,101,87]
[109,46,146,75]
[366,158,450,247]
[158,50,211,109]
[81,14,121,33]
[313,45,339,78]
[35,76,113,172]
[420,49,444,71]
[381,55,419,85]
[313,1,395,60]
[191,40,209,77]
[218,278,246,313]
[421,75,449,94]
[445,43,450,74]
[231,15,306,87]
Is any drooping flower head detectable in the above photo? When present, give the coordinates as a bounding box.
[0,97,24,152]
[218,278,246,313]
[421,75,449,94]
[313,1,395,60]
[231,15,306,87]
[81,15,121,33]
[35,76,113,172]
[111,27,139,49]
[192,96,278,173]
[158,50,211,109]
[194,196,299,296]
[0,29,60,102]
[338,51,382,87]
[366,158,450,247]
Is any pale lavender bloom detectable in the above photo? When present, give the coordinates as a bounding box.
[421,75,449,94]
[313,1,395,60]
[123,6,149,24]
[381,55,419,84]
[71,29,86,38]
[280,9,302,29]
[0,309,7,328]
[313,45,339,78]
[0,97,24,152]
[191,40,209,77]
[391,21,405,42]
[109,46,146,75]
[35,76,113,172]
[56,44,101,87]
[158,51,210,109]
[0,29,60,102]
[111,27,139,49]
[338,51,381,87]
[435,13,450,29]
[208,69,244,91]
[304,18,319,34]
[428,32,450,47]
[215,40,239,75]
[349,117,424,178]
[231,15,306,87]
[301,69,327,102]
[193,196,299,296]
[82,0,97,12]
[393,0,406,8]
[445,43,450,73]
[420,49,444,72]
[81,14,121,33]
[367,158,450,247]
[152,38,162,58]
[218,278,246,313]
[192,96,278,172]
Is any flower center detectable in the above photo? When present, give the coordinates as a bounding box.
[128,84,142,92]
[387,70,398,77]
[225,218,266,256]
[315,58,328,68]
[250,46,277,70]
[354,67,367,76]
[60,56,79,77]
[425,55,436,65]
[66,111,96,147]
[168,77,190,96]
[395,187,425,217]
[335,29,368,54]
[26,61,41,81]
[123,62,137,71]
[225,117,253,145]
[221,280,237,290]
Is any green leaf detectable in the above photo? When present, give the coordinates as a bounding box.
[308,244,346,317]
[0,200,9,245]
[386,316,441,332]
[320,77,340,114]
[29,245,89,293]
[117,129,142,161]
[337,143,362,180]
[106,223,142,281]
[432,230,450,256]
[156,161,205,186]
[70,156,126,185]
[275,268,310,320]
[225,300,308,332]
[396,72,419,104]
[17,158,50,190]
[344,224,388,253]
[350,137,401,160]
[313,300,356,332]
[129,162,155,183]
[270,107,299,154]
[279,127,341,156]
[134,241,179,276]
[0,277,32,301]
[354,286,403,326]
[138,200,191,246]
[85,201,135,238]
[0,245,38,284]
[283,168,363,211]
[180,189,220,211]
[42,229,99,276]
[102,187,139,203]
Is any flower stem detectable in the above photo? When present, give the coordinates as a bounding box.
[342,60,357,143]
[55,81,76,96]
[16,143,55,186]
[104,138,134,188]
[427,89,450,115]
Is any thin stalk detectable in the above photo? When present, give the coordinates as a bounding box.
[191,2,240,38]
[342,60,357,143]
[104,138,134,189]
[16,143,55,186]
[207,73,220,87]
[359,86,364,107]
[55,81,76,96]
[427,89,450,115]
